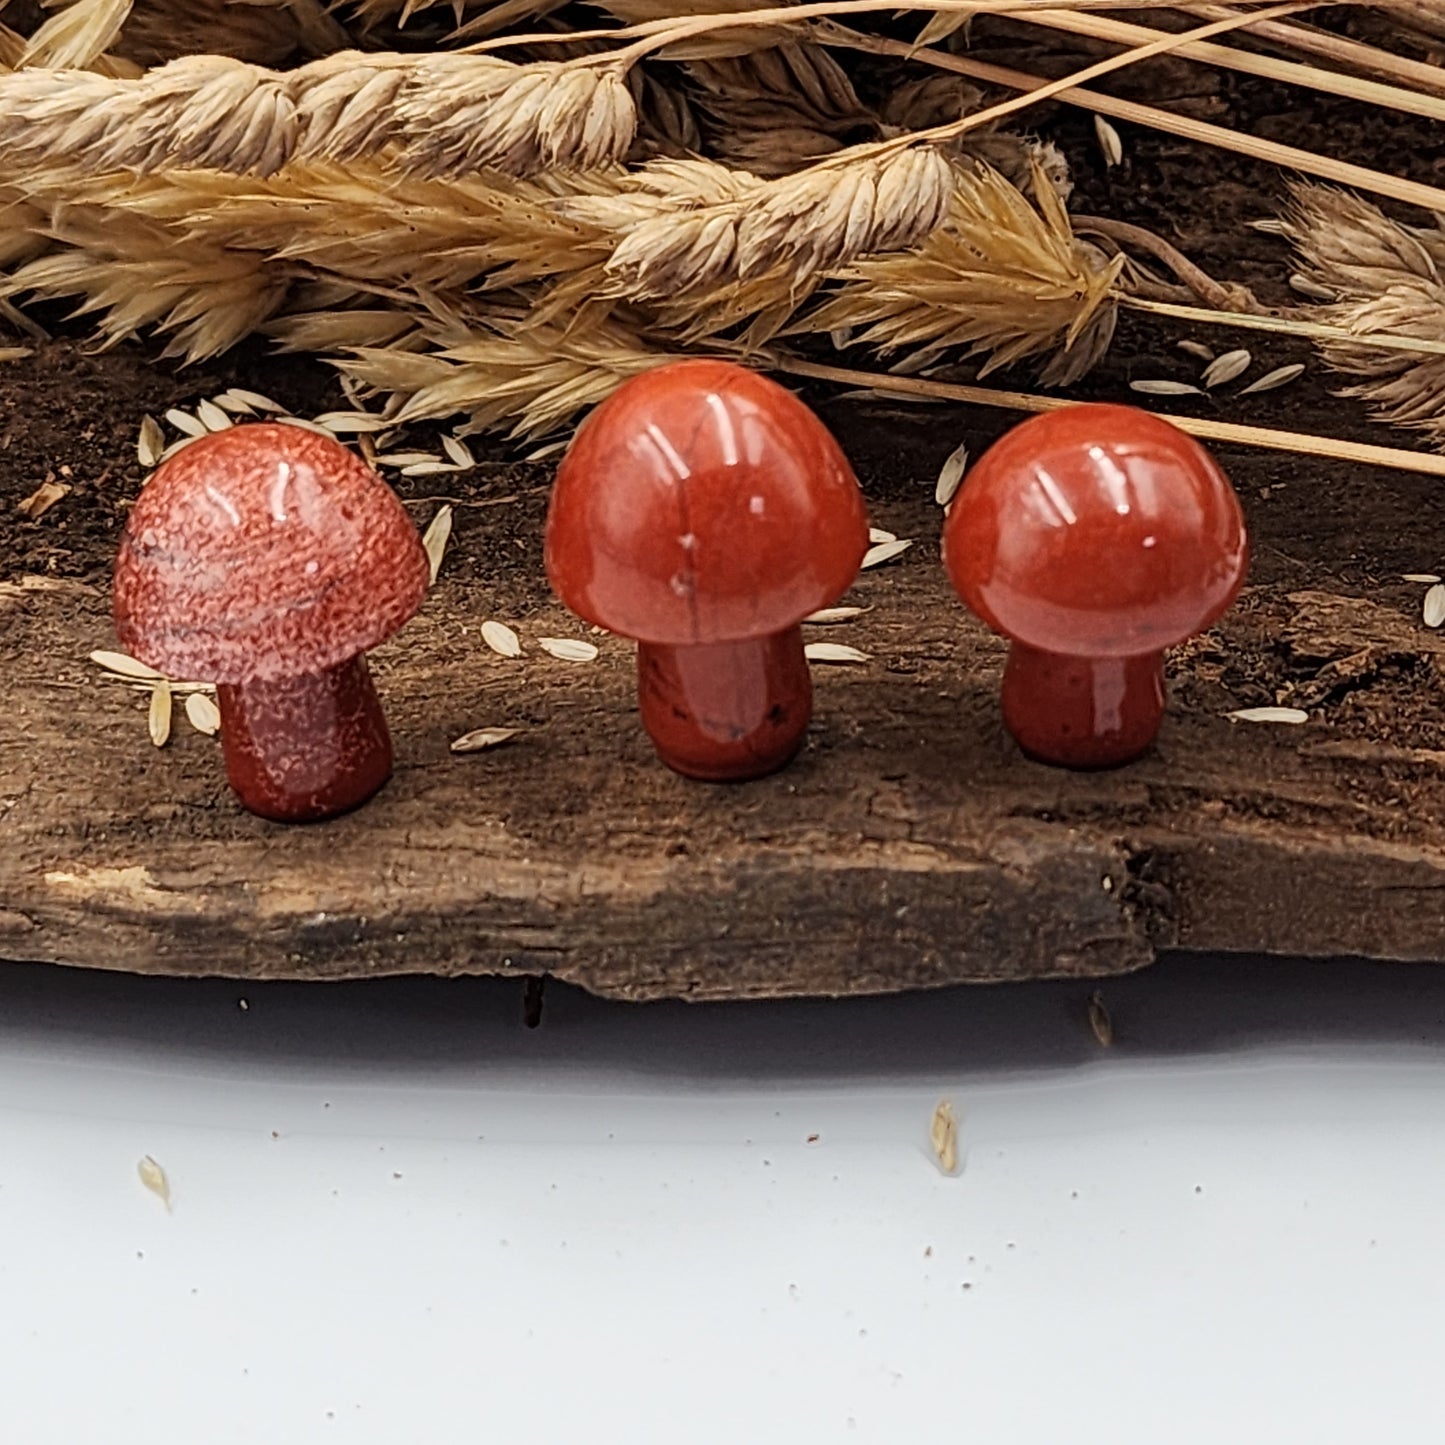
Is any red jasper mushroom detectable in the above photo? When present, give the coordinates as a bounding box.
[114,422,430,821]
[942,404,1247,769]
[545,359,870,781]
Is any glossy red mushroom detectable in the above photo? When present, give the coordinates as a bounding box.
[942,404,1248,768]
[114,422,430,821]
[545,359,870,781]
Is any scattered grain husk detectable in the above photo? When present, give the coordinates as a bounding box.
[184,690,222,734]
[451,726,521,752]
[935,438,969,506]
[15,478,69,519]
[136,1154,171,1210]
[148,679,172,746]
[538,636,600,661]
[804,641,870,663]
[481,619,523,657]
[860,537,912,568]
[1239,362,1305,395]
[1228,706,1310,724]
[1424,583,1445,629]
[421,503,454,584]
[929,1099,958,1176]
[1201,348,1252,388]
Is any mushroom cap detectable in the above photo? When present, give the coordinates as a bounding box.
[942,405,1247,657]
[114,422,430,683]
[544,360,869,645]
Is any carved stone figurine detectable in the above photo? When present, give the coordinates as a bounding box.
[545,359,871,781]
[113,422,429,821]
[943,404,1248,768]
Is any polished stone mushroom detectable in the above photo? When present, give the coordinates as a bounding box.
[545,360,871,781]
[114,422,430,820]
[942,404,1248,768]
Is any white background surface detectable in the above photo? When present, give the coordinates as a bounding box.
[2,954,1444,1443]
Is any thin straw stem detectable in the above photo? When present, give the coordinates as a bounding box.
[462,0,1328,56]
[1124,296,1445,359]
[826,25,1445,218]
[775,356,1445,477]
[1190,5,1445,99]
[1026,8,1445,124]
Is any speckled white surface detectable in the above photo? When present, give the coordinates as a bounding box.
[2,956,1444,1444]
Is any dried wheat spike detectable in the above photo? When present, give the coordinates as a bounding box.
[1285,183,1445,441]
[806,158,1121,386]
[596,144,954,299]
[0,51,637,179]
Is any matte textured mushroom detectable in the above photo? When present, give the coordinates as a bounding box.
[545,359,871,781]
[942,404,1248,768]
[114,422,430,821]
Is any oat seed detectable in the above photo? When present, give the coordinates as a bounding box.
[481,620,523,658]
[185,692,221,735]
[1202,349,1252,389]
[861,538,912,569]
[450,726,520,754]
[538,637,599,662]
[804,642,870,664]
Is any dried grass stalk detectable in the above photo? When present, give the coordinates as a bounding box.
[1284,183,1445,441]
[0,51,637,178]
[806,159,1122,385]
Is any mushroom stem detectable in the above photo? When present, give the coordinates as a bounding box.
[216,655,394,822]
[637,625,813,781]
[1002,644,1165,769]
